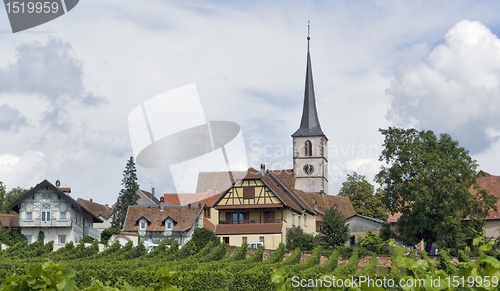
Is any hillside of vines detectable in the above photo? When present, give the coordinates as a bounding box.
[1,236,500,290]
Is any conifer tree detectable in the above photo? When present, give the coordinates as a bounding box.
[111,157,140,229]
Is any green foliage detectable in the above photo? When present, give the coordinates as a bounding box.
[358,231,384,251]
[285,227,314,251]
[191,227,220,251]
[1,260,76,291]
[438,248,457,274]
[81,235,94,244]
[317,207,349,248]
[338,172,388,220]
[0,228,26,246]
[376,127,498,250]
[333,246,359,276]
[0,184,27,214]
[282,248,301,265]
[264,243,286,264]
[379,222,397,241]
[111,157,140,229]
[100,228,121,245]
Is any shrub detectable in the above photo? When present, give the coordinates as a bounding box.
[285,227,314,251]
[191,228,220,251]
[100,227,121,245]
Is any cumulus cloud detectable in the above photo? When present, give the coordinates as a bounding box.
[387,20,500,153]
[0,104,28,132]
[0,38,106,106]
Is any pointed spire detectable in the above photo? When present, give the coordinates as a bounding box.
[292,24,326,139]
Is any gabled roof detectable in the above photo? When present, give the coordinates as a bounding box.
[347,214,386,224]
[138,189,160,205]
[214,168,316,215]
[9,180,103,223]
[122,204,203,232]
[0,214,19,228]
[291,45,326,138]
[76,198,113,219]
[197,193,222,207]
[295,190,356,219]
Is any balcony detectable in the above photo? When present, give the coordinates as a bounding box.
[218,219,283,224]
[20,219,72,228]
[84,226,101,241]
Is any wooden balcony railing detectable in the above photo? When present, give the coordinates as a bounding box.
[218,219,283,224]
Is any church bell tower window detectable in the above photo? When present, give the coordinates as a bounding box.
[305,140,312,156]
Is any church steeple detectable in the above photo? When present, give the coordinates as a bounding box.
[292,28,326,139]
[292,24,329,194]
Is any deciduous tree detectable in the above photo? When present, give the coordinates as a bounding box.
[338,172,388,220]
[375,127,497,251]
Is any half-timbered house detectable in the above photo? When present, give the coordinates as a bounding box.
[8,180,102,244]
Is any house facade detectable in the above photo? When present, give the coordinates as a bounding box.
[8,180,102,245]
[122,200,203,244]
[213,168,317,250]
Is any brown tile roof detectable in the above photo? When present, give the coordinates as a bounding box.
[9,180,103,223]
[295,190,356,219]
[77,198,113,219]
[474,175,500,220]
[123,204,203,232]
[214,223,283,235]
[0,214,19,228]
[163,194,180,205]
[203,218,215,231]
[197,193,222,207]
[387,212,402,223]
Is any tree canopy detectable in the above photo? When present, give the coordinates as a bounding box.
[0,183,28,214]
[375,127,497,250]
[111,157,140,229]
[338,172,388,220]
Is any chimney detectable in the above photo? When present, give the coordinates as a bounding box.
[260,163,266,176]
[90,198,93,202]
[152,187,155,197]
[105,204,108,207]
[160,197,164,211]
[188,203,191,209]
[314,199,318,211]
[320,189,324,198]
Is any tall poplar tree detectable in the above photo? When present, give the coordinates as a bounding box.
[111,157,140,229]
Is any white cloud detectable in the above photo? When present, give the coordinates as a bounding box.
[387,20,500,153]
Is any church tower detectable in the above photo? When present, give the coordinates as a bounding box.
[292,32,328,194]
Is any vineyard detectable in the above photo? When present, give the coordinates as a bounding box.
[0,236,500,290]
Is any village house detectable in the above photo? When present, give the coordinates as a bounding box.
[121,198,203,244]
[8,179,102,245]
[76,198,113,233]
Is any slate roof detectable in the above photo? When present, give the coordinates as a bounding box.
[291,48,326,138]
[122,204,203,232]
[9,180,103,223]
[138,189,160,205]
[215,223,283,235]
[76,198,113,219]
[0,214,19,228]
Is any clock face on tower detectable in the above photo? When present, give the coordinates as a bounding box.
[303,164,314,175]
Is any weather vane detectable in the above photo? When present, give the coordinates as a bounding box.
[307,20,311,51]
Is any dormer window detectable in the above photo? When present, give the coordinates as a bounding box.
[140,221,146,230]
[166,221,172,230]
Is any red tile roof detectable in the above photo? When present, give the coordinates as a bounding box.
[295,190,356,219]
[203,218,215,231]
[214,223,283,235]
[0,214,19,228]
[123,204,203,232]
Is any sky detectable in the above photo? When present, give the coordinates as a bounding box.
[1,0,500,205]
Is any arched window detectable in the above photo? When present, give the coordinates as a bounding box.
[304,140,312,156]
